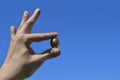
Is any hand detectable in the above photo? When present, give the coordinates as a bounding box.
[0,8,60,80]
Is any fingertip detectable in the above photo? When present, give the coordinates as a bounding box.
[50,32,58,37]
[35,8,41,15]
[23,10,29,19]
[51,32,58,35]
[36,8,40,12]
[10,26,16,33]
[24,11,29,15]
[10,26,16,39]
[51,48,61,57]
[10,26,15,29]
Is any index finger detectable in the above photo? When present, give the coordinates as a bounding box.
[26,32,58,42]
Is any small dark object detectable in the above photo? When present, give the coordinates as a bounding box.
[51,38,59,48]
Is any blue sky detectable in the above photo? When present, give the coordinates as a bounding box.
[0,0,120,80]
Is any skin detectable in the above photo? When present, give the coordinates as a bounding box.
[0,8,60,80]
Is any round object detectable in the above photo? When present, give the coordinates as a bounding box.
[51,38,59,48]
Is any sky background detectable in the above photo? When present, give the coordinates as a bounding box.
[0,0,120,80]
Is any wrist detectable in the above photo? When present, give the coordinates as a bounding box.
[0,68,13,80]
[0,68,22,80]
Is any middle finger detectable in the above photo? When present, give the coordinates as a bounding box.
[22,8,40,33]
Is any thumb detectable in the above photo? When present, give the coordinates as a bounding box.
[31,48,61,63]
[10,26,16,41]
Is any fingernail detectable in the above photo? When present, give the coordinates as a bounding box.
[51,32,58,35]
[24,11,29,14]
[10,26,15,29]
[10,26,14,33]
[36,8,40,11]
[35,8,40,14]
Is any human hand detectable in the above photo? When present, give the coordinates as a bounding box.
[0,8,60,80]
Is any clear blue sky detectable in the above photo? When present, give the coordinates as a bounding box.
[0,0,120,80]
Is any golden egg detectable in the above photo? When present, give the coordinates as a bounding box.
[51,38,59,48]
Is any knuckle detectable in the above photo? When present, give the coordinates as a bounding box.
[15,34,26,42]
[29,21,33,25]
[24,35,32,45]
[15,34,31,45]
